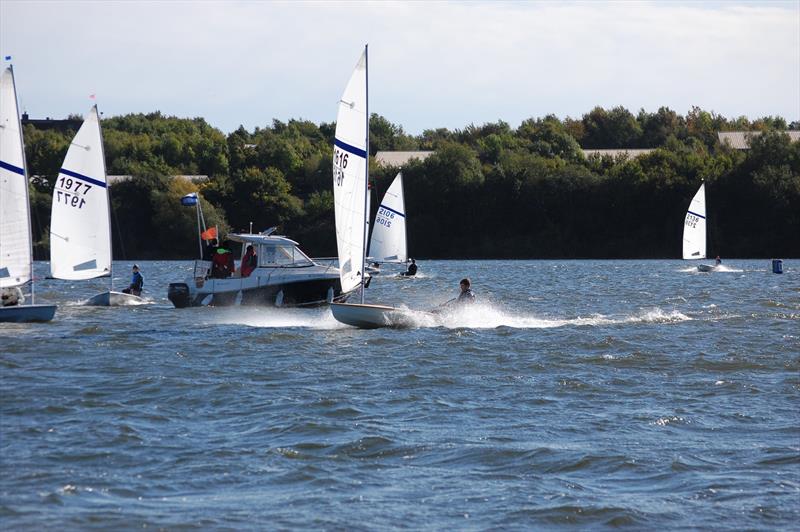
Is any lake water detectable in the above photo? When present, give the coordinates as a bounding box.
[1,259,798,529]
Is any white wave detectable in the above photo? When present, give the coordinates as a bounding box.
[383,303,691,330]
[213,307,348,329]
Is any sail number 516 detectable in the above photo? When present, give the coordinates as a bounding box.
[333,148,349,186]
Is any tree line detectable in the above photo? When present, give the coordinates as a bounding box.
[23,106,800,260]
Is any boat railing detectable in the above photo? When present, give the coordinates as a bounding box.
[193,260,212,279]
[311,257,338,273]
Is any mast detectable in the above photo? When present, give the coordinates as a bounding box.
[96,104,114,293]
[360,43,369,304]
[10,65,35,303]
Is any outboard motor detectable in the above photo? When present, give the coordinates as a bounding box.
[168,282,192,308]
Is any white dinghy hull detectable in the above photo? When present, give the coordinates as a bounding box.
[84,290,145,306]
[0,304,56,323]
[331,302,433,329]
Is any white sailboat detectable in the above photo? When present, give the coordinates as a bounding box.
[682,182,717,272]
[329,47,427,328]
[0,65,56,322]
[368,171,408,265]
[49,105,142,305]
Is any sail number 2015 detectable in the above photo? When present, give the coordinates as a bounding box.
[333,148,349,186]
[55,176,92,209]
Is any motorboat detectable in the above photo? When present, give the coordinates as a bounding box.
[167,229,353,308]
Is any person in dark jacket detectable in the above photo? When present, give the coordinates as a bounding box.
[122,264,144,296]
[401,258,418,277]
[240,245,257,277]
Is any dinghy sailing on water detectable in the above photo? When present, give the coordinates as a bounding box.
[682,182,718,272]
[329,46,431,329]
[48,105,144,305]
[0,65,56,322]
[368,171,409,271]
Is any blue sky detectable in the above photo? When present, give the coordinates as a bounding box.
[2,1,798,134]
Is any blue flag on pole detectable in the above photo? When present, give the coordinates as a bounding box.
[4,56,11,61]
[180,192,198,206]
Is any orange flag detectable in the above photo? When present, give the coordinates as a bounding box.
[200,226,217,241]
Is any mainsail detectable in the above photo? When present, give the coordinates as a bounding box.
[332,49,368,295]
[49,106,112,280]
[0,66,32,288]
[682,182,707,260]
[368,172,407,263]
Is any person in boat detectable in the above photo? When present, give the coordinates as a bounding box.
[1,286,24,307]
[203,238,218,262]
[715,255,722,265]
[122,264,144,296]
[211,243,235,279]
[401,258,418,277]
[457,278,475,305]
[240,244,257,278]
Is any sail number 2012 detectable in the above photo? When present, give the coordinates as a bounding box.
[55,176,93,209]
[333,148,349,186]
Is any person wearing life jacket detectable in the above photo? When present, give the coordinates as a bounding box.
[211,243,235,278]
[122,264,144,296]
[240,244,257,278]
[456,278,475,305]
[401,258,418,277]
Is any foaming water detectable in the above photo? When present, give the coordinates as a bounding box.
[214,306,347,329]
[2,259,798,530]
[385,303,692,329]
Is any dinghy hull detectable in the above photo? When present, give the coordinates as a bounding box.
[0,304,56,323]
[697,264,718,272]
[84,291,145,306]
[331,302,398,329]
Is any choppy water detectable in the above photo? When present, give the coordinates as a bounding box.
[2,260,798,529]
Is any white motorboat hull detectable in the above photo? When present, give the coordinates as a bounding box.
[0,304,57,323]
[84,291,145,306]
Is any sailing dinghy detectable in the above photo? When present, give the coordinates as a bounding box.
[329,47,430,329]
[682,182,717,272]
[0,65,56,322]
[368,171,408,269]
[49,106,143,305]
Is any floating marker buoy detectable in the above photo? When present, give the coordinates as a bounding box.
[771,259,783,274]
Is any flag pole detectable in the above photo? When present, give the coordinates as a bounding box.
[196,200,203,259]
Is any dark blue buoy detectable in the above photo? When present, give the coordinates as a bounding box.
[771,259,783,274]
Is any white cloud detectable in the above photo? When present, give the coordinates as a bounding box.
[1,0,797,133]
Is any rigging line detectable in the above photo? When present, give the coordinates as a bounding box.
[108,187,127,260]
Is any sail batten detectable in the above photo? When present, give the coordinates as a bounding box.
[682,183,707,260]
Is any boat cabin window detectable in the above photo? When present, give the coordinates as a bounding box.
[258,243,313,267]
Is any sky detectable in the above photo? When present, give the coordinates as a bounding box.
[1,0,799,134]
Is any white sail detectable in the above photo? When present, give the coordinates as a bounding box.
[368,172,407,263]
[0,66,32,288]
[49,106,112,280]
[682,182,706,260]
[332,49,368,294]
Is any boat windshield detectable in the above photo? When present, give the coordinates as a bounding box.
[258,243,314,267]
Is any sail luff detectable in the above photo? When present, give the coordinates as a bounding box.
[361,44,369,304]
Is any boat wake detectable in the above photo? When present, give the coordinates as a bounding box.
[214,307,348,329]
[211,304,691,331]
[386,303,692,330]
